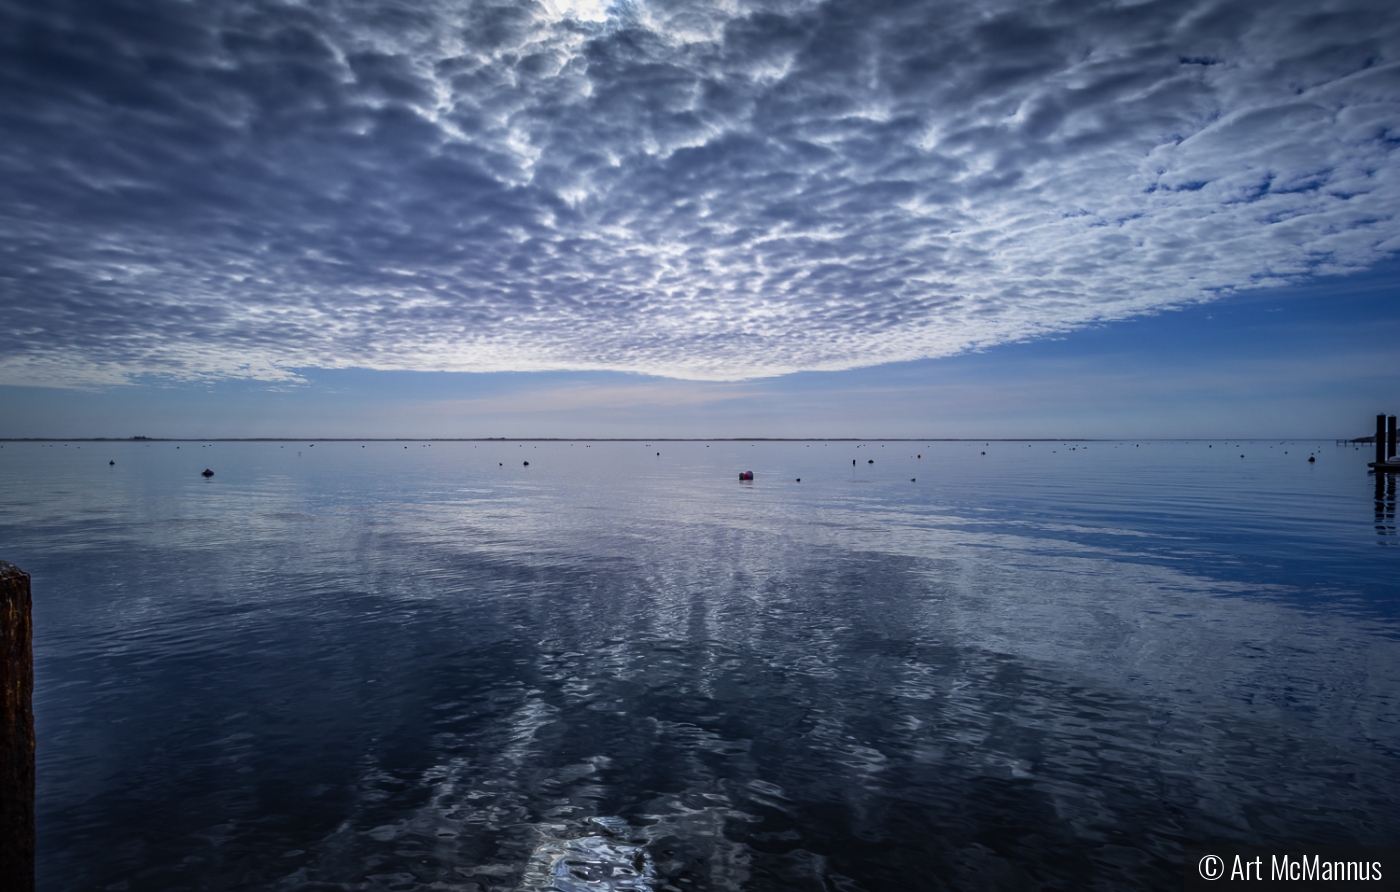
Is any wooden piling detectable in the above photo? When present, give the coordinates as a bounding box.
[1,561,35,892]
[1390,416,1398,460]
[1378,415,1388,466]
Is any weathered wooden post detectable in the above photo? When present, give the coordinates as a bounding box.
[1390,415,1398,460]
[1,561,35,892]
[1378,415,1388,466]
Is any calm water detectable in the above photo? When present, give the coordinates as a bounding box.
[1,439,1397,891]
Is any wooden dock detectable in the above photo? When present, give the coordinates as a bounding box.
[1368,413,1399,473]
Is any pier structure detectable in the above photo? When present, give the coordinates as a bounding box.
[1,561,34,892]
[1370,414,1400,473]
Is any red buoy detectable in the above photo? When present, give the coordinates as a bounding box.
[739,471,754,481]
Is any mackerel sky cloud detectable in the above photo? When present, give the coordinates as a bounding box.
[2,0,1398,386]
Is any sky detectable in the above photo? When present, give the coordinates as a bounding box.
[1,0,1397,438]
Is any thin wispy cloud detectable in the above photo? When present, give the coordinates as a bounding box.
[2,0,1397,386]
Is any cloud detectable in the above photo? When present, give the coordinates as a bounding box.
[1,0,1398,385]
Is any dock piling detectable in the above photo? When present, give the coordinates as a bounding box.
[1390,416,1397,460]
[1,561,35,892]
[1378,415,1388,466]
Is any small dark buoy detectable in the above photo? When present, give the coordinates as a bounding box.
[109,460,114,465]
[853,459,856,465]
[917,454,921,459]
[1308,455,1315,463]
[201,469,214,477]
[739,471,753,480]
[523,461,529,466]
[867,459,874,464]
[796,478,801,482]
[981,451,985,455]
[499,462,503,466]
[657,452,660,456]
[910,478,916,482]
[1240,455,1245,458]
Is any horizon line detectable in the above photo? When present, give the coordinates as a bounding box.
[0,436,1366,443]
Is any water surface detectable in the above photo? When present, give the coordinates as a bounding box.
[1,439,1396,891]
